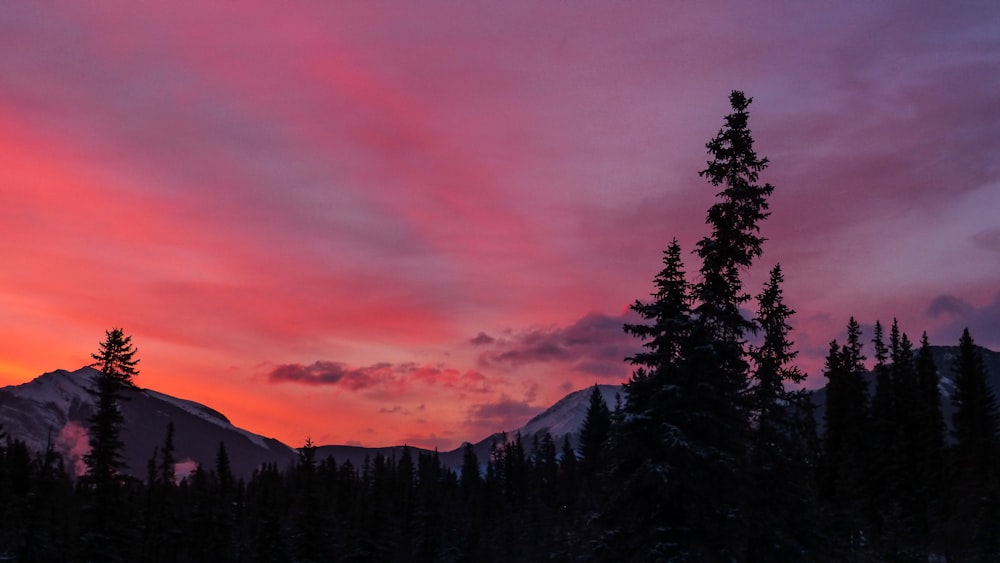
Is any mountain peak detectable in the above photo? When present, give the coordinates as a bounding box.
[519,384,620,440]
[0,367,296,479]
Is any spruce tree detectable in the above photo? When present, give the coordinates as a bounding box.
[915,332,946,552]
[158,422,176,487]
[612,91,775,560]
[81,327,140,560]
[819,318,870,554]
[950,328,1000,481]
[612,238,697,558]
[624,239,693,396]
[890,323,925,553]
[84,328,140,486]
[459,443,481,501]
[694,90,773,342]
[948,328,1000,557]
[745,264,820,558]
[867,320,898,552]
[578,385,611,475]
[747,264,805,425]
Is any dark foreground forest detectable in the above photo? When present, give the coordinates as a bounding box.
[2,92,998,562]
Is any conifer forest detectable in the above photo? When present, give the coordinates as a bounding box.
[2,92,999,562]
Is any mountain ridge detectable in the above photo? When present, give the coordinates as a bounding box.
[0,366,298,479]
[0,367,617,478]
[3,344,997,478]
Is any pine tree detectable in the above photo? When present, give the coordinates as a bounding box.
[611,91,775,560]
[867,320,897,552]
[947,328,1000,557]
[459,442,481,502]
[159,422,176,487]
[578,385,611,475]
[81,327,140,559]
[694,90,773,342]
[84,328,140,486]
[557,435,578,509]
[915,332,946,552]
[745,264,821,558]
[293,437,328,562]
[685,89,775,558]
[144,422,179,562]
[747,264,805,425]
[819,318,870,554]
[890,323,926,554]
[950,328,999,481]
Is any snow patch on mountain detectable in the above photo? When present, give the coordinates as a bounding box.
[14,367,95,415]
[519,384,620,440]
[0,366,298,478]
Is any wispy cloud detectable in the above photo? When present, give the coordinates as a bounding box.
[931,292,1000,350]
[475,311,640,379]
[267,360,499,394]
[928,295,975,319]
[269,361,386,390]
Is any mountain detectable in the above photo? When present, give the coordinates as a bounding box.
[7,344,997,482]
[312,384,622,472]
[0,366,297,479]
[1,366,621,479]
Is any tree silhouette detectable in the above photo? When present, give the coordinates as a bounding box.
[82,327,140,559]
[578,385,611,475]
[745,264,821,558]
[947,328,1000,557]
[611,90,776,560]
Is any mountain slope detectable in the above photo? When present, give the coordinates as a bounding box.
[1,366,624,478]
[313,384,623,472]
[6,344,995,481]
[0,367,297,478]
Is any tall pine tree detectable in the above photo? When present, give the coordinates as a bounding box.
[947,328,1000,557]
[82,327,140,560]
[611,91,775,561]
[84,328,139,487]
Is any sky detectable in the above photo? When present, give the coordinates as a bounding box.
[1,2,998,451]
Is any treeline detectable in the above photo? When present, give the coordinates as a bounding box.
[0,329,997,562]
[819,321,1000,560]
[0,419,611,561]
[1,91,999,561]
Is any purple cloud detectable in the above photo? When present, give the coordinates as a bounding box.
[928,295,975,319]
[476,311,641,379]
[468,332,496,346]
[268,360,499,394]
[932,292,1000,351]
[268,361,383,390]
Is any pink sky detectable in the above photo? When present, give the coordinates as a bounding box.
[1,2,997,450]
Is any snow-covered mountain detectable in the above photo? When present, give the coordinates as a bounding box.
[6,343,996,481]
[518,384,620,440]
[1,366,622,478]
[0,367,297,479]
[313,384,622,471]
